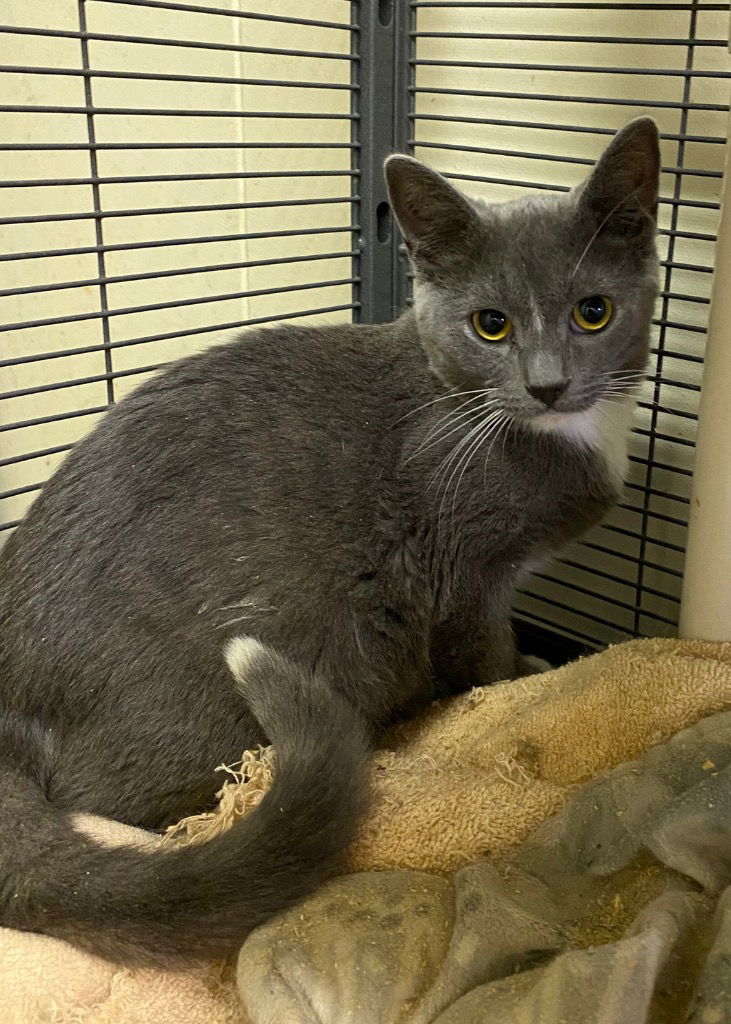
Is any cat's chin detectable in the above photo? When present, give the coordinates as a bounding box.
[528,407,595,433]
[525,398,635,489]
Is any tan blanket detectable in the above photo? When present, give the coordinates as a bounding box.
[3,637,731,1023]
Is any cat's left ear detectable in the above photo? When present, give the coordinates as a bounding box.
[384,155,483,269]
[578,117,660,238]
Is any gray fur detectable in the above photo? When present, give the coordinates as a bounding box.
[0,118,659,965]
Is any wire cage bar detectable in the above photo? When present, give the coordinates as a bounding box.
[0,0,361,540]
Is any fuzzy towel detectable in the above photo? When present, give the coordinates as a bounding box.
[3,637,731,1023]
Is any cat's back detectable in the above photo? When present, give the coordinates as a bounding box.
[96,316,415,459]
[0,317,424,631]
[7,317,416,514]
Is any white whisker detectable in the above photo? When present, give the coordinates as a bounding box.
[394,387,498,425]
[488,414,514,466]
[500,415,514,461]
[429,408,502,495]
[448,414,505,519]
[430,414,502,538]
[479,414,511,484]
[406,398,500,463]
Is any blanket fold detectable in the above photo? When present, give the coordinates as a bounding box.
[237,695,731,1023]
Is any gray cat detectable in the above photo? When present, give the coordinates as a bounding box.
[0,118,659,966]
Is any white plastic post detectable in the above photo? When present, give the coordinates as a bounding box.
[679,69,731,641]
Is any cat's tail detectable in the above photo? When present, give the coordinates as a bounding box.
[0,637,368,967]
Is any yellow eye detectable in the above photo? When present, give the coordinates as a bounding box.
[572,295,613,332]
[471,308,512,342]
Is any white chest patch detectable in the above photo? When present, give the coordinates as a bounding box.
[528,395,635,491]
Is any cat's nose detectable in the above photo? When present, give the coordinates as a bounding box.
[526,381,570,408]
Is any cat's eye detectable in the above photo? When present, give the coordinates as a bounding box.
[572,295,613,333]
[471,308,512,342]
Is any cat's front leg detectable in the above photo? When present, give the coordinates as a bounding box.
[431,620,550,696]
[430,606,520,697]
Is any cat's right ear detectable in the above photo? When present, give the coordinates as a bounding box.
[577,117,660,239]
[385,156,482,269]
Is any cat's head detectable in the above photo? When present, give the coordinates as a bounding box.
[385,118,660,430]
